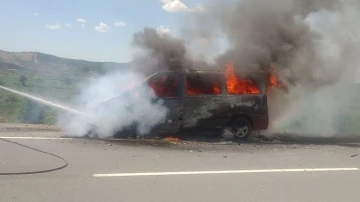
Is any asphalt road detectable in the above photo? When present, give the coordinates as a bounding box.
[1,124,360,202]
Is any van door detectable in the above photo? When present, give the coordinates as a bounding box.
[182,72,227,130]
[147,72,182,133]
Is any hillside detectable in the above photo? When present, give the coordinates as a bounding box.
[0,50,129,77]
[0,50,130,124]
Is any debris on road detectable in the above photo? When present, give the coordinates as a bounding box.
[257,134,281,143]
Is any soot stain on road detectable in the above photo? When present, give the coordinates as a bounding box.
[2,124,359,153]
[96,132,360,153]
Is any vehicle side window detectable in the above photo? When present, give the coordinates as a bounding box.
[225,73,260,95]
[186,73,221,96]
[148,73,178,98]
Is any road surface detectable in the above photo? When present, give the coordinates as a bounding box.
[1,124,359,202]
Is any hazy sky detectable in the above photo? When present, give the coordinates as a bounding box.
[0,0,206,63]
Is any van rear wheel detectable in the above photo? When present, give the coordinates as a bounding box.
[227,117,252,140]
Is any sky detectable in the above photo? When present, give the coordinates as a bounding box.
[0,0,207,63]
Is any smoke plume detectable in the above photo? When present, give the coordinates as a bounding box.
[131,27,191,74]
[59,28,186,138]
[57,69,168,138]
[179,0,360,136]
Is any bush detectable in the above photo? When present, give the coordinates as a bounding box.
[5,94,20,102]
[19,74,27,86]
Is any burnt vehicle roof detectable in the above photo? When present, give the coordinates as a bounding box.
[146,69,265,77]
[149,69,222,74]
[144,70,266,85]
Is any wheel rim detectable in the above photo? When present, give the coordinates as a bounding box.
[232,120,249,138]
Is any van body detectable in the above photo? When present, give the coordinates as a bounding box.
[94,69,269,140]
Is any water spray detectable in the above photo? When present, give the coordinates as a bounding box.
[0,85,90,117]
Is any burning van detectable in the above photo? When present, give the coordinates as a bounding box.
[90,65,271,140]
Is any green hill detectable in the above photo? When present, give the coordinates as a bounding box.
[0,50,129,124]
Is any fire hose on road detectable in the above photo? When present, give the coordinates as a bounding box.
[0,137,68,175]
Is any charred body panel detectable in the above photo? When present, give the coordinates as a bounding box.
[180,71,268,134]
[182,96,262,129]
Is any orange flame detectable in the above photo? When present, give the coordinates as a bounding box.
[149,75,177,97]
[266,65,288,93]
[225,63,261,95]
[186,80,221,96]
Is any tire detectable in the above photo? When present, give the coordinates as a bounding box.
[227,117,252,140]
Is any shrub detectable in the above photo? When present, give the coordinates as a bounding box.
[5,95,20,102]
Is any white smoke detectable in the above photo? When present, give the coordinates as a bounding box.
[57,69,168,138]
[267,3,360,136]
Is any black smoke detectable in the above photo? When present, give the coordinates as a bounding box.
[132,27,191,74]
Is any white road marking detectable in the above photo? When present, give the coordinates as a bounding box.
[93,168,360,177]
[0,136,74,140]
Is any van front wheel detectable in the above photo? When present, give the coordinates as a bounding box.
[228,117,252,140]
